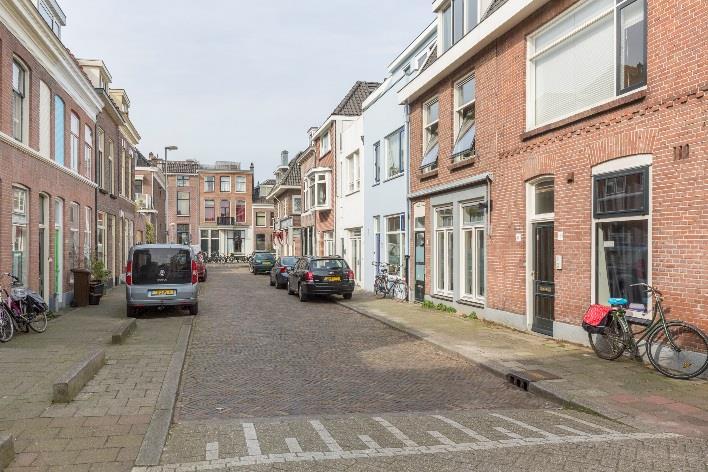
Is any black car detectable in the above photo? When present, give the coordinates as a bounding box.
[287,256,355,302]
[250,252,276,274]
[269,256,299,289]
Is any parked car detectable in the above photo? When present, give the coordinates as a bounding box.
[248,250,275,272]
[251,252,276,275]
[287,256,355,302]
[269,256,299,289]
[125,244,199,317]
[195,252,207,282]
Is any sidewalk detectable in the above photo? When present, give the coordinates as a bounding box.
[0,287,188,471]
[339,294,708,438]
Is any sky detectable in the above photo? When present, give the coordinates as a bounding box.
[61,0,435,183]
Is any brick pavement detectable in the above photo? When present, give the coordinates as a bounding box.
[0,287,187,471]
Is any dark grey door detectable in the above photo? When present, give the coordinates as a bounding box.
[532,222,555,336]
[414,231,425,302]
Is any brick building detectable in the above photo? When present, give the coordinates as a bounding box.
[0,1,103,309]
[162,159,200,246]
[252,179,275,252]
[399,0,707,341]
[134,151,167,244]
[267,150,306,257]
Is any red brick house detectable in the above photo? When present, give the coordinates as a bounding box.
[399,0,706,341]
[268,150,306,257]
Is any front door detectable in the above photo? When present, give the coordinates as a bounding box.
[414,231,425,302]
[532,222,554,336]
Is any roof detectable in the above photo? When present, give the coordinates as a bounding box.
[161,160,200,174]
[261,179,276,186]
[421,46,438,72]
[482,0,508,21]
[136,151,152,168]
[331,81,381,116]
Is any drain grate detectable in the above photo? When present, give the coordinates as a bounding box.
[506,370,561,391]
[506,373,530,391]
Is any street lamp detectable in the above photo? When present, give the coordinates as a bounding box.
[164,146,178,243]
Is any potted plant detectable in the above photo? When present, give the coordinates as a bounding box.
[89,258,111,305]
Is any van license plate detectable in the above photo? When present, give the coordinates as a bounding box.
[324,276,341,282]
[150,289,176,297]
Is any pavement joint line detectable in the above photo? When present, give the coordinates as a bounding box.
[372,416,419,447]
[358,435,380,450]
[544,410,620,434]
[555,424,592,436]
[309,419,344,452]
[494,427,524,439]
[132,431,683,471]
[428,430,456,445]
[285,437,303,453]
[490,412,560,438]
[431,414,491,442]
[135,321,194,466]
[242,422,262,456]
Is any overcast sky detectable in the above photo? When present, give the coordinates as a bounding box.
[61,1,434,183]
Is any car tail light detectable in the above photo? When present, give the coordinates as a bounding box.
[191,260,198,284]
[346,270,355,280]
[125,261,133,286]
[304,271,314,282]
[280,267,288,273]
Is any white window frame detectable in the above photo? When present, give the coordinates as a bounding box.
[439,0,493,55]
[453,73,476,142]
[460,201,485,303]
[204,176,215,193]
[422,98,440,172]
[70,113,80,173]
[11,58,29,144]
[84,125,93,179]
[83,206,92,266]
[235,200,246,223]
[385,214,405,276]
[345,151,360,194]
[292,195,302,215]
[305,170,331,210]
[385,127,405,179]
[176,191,190,216]
[96,127,105,189]
[204,199,216,222]
[434,206,454,297]
[323,231,334,256]
[107,139,115,194]
[69,202,80,265]
[255,211,267,227]
[235,176,246,193]
[320,131,331,156]
[12,186,29,284]
[220,176,231,192]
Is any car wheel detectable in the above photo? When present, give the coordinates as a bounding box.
[343,293,353,300]
[287,280,294,295]
[189,303,199,316]
[298,284,308,302]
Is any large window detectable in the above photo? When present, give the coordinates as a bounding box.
[226,230,245,254]
[292,195,302,214]
[12,60,28,143]
[346,152,360,193]
[204,200,215,222]
[373,141,381,184]
[177,224,190,245]
[385,128,405,178]
[453,74,476,160]
[235,200,246,223]
[256,234,267,251]
[594,164,649,315]
[461,202,485,302]
[256,212,266,227]
[220,176,231,192]
[316,174,328,207]
[97,212,106,265]
[107,139,114,194]
[39,80,51,156]
[323,231,334,256]
[177,175,189,187]
[386,214,405,276]
[220,200,230,218]
[204,176,215,192]
[320,131,331,156]
[55,96,65,165]
[421,99,439,172]
[97,128,105,188]
[434,207,454,296]
[70,113,80,172]
[235,176,246,192]
[527,0,646,128]
[441,0,493,53]
[177,192,190,216]
[304,172,330,210]
[84,125,93,179]
[12,187,29,284]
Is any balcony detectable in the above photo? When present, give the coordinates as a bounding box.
[134,193,154,211]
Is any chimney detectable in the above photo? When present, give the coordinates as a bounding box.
[307,127,318,143]
[281,150,289,166]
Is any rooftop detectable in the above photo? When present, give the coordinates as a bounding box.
[331,81,381,116]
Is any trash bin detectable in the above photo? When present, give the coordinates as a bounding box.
[71,268,91,307]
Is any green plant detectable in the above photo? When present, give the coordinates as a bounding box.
[422,300,435,309]
[145,222,156,244]
[445,306,457,313]
[90,257,111,282]
[464,311,479,320]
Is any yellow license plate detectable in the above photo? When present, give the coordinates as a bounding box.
[150,289,176,297]
[324,276,341,282]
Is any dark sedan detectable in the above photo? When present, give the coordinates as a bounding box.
[287,256,355,302]
[269,256,299,289]
[251,252,276,274]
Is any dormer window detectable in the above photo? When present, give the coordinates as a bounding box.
[441,0,494,53]
[38,0,64,38]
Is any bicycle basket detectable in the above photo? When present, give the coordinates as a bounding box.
[582,305,612,334]
[26,292,48,313]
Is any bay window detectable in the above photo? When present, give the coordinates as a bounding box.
[12,60,28,143]
[386,214,405,276]
[305,171,331,210]
[527,0,646,128]
[235,200,246,223]
[204,200,215,222]
[461,202,485,302]
[385,128,405,178]
[421,99,439,172]
[453,74,476,161]
[177,192,190,216]
[316,174,328,207]
[434,207,454,296]
[70,113,80,172]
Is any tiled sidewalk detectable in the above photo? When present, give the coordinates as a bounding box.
[339,294,708,438]
[0,288,188,471]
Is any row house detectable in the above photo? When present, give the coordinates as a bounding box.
[0,0,103,309]
[78,59,140,287]
[134,151,167,244]
[398,0,706,340]
[361,21,437,293]
[162,159,200,246]
[267,150,306,257]
[252,180,275,252]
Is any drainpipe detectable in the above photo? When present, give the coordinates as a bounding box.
[404,101,412,300]
[94,122,99,261]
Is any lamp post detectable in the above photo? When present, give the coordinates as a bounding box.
[164,146,178,243]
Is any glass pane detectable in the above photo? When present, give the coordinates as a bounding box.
[132,248,191,285]
[535,180,554,214]
[453,124,476,155]
[442,6,453,51]
[477,229,485,297]
[464,230,473,295]
[437,232,445,290]
[459,77,475,105]
[534,0,613,50]
[595,171,645,216]
[596,220,648,311]
[436,208,453,228]
[317,181,327,205]
[387,215,401,232]
[387,234,400,268]
[466,0,479,30]
[448,232,454,291]
[453,0,464,44]
[462,203,484,225]
[421,142,439,169]
[619,0,646,91]
[427,101,439,123]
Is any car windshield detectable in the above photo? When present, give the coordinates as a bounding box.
[281,257,298,266]
[254,253,275,262]
[310,259,346,270]
[132,248,192,285]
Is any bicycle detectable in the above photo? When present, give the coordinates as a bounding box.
[588,283,708,379]
[372,262,408,301]
[0,273,49,337]
[0,286,14,342]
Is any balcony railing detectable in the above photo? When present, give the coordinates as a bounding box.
[217,216,235,226]
[134,193,154,210]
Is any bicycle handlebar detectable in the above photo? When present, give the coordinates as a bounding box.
[630,283,662,296]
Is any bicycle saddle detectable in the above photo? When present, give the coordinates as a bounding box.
[608,297,628,307]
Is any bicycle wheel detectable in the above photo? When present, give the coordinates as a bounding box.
[28,311,48,333]
[588,316,627,360]
[646,321,708,379]
[0,307,14,342]
[393,281,408,301]
[374,278,386,299]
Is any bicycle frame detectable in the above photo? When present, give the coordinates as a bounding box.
[612,289,679,355]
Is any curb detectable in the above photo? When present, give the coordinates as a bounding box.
[0,434,14,470]
[52,349,106,403]
[111,318,137,344]
[336,300,626,424]
[135,319,193,467]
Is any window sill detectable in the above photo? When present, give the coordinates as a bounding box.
[457,298,484,308]
[449,155,476,171]
[372,182,381,187]
[345,189,360,197]
[420,169,438,180]
[109,194,117,200]
[384,173,404,183]
[431,293,453,302]
[98,188,108,195]
[522,89,647,141]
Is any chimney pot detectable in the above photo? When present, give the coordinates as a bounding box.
[281,150,289,166]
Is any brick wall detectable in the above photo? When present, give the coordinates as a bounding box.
[166,174,200,244]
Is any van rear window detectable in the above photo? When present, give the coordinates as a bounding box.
[132,248,191,285]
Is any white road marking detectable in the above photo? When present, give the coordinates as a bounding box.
[555,425,591,436]
[310,420,343,452]
[373,416,418,447]
[242,423,261,456]
[431,415,491,442]
[205,441,219,461]
[285,437,303,453]
[490,413,560,438]
[494,427,524,439]
[428,431,456,445]
[358,435,381,450]
[545,410,619,434]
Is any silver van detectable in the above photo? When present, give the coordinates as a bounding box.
[125,244,199,317]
